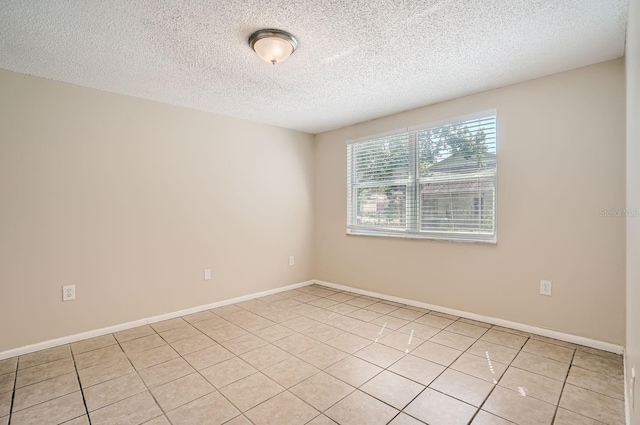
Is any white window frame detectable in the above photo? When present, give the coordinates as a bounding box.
[346,110,497,243]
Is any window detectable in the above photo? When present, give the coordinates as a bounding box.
[346,112,497,242]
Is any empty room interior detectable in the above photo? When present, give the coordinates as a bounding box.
[0,1,639,425]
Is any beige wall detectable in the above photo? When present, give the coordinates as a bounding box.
[314,59,626,344]
[0,70,315,352]
[627,0,640,421]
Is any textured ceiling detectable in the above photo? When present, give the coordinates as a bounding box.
[0,0,628,134]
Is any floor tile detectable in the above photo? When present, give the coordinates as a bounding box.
[522,339,575,363]
[307,415,338,424]
[77,357,134,388]
[471,410,515,424]
[84,372,147,411]
[166,391,239,425]
[281,316,321,332]
[158,325,201,344]
[169,333,216,356]
[370,315,410,331]
[467,340,519,365]
[113,326,156,343]
[325,390,398,425]
[553,407,606,424]
[459,318,492,329]
[221,333,268,355]
[388,413,426,425]
[558,383,625,424]
[128,345,180,371]
[511,351,569,381]
[446,321,489,338]
[273,333,320,355]
[345,298,377,309]
[16,356,75,388]
[10,391,86,425]
[326,293,357,303]
[430,330,477,351]
[222,415,253,425]
[349,322,391,340]
[450,353,507,384]
[240,344,291,370]
[205,324,248,343]
[18,345,71,370]
[290,372,354,411]
[192,316,231,334]
[262,356,319,388]
[210,304,244,316]
[309,298,340,308]
[200,356,257,388]
[121,334,167,355]
[430,368,494,407]
[0,391,11,416]
[301,324,344,342]
[360,370,424,409]
[138,357,194,388]
[348,309,384,322]
[0,415,6,425]
[297,344,348,369]
[388,355,445,386]
[183,344,234,370]
[411,341,462,366]
[404,387,477,425]
[327,303,360,315]
[498,366,564,404]
[0,372,14,394]
[62,415,91,425]
[89,391,162,424]
[75,345,127,370]
[325,332,371,354]
[70,335,117,355]
[150,318,189,333]
[151,372,214,412]
[388,308,427,321]
[430,311,460,321]
[245,391,319,425]
[366,302,400,315]
[253,324,297,342]
[397,322,441,341]
[378,330,425,353]
[483,386,556,425]
[413,314,454,329]
[0,359,17,376]
[566,365,624,400]
[530,335,577,350]
[480,329,528,350]
[325,356,383,387]
[575,346,623,362]
[219,373,284,412]
[13,372,79,412]
[325,315,366,331]
[354,343,405,368]
[490,326,531,338]
[182,310,216,324]
[572,351,624,377]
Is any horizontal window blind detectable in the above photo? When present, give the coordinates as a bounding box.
[347,112,497,243]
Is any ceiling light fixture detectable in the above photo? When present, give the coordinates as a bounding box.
[249,29,298,65]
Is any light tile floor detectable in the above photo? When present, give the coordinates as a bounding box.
[0,284,626,425]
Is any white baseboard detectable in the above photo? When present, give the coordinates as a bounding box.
[0,280,315,361]
[1,278,624,361]
[314,280,624,354]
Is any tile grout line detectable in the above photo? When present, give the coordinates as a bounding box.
[550,346,578,423]
[69,348,93,425]
[6,357,18,425]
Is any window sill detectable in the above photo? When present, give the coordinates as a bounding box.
[346,228,497,244]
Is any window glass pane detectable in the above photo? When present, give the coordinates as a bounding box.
[420,180,495,233]
[356,185,406,229]
[352,133,410,183]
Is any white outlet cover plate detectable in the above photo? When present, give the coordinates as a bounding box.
[289,256,295,266]
[62,285,75,301]
[540,280,552,296]
[204,269,211,281]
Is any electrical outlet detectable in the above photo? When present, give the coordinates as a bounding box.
[62,285,75,301]
[540,280,552,296]
[632,367,636,410]
[289,256,295,266]
[204,269,211,281]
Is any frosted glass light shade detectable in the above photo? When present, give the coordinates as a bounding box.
[249,29,298,65]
